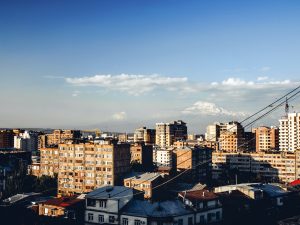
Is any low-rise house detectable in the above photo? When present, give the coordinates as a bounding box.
[39,195,85,220]
[84,186,223,225]
[85,186,134,224]
[178,189,222,224]
[121,199,194,225]
[123,172,163,199]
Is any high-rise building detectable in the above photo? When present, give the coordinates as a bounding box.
[133,127,156,144]
[218,122,245,152]
[252,126,279,152]
[14,130,39,152]
[205,124,220,142]
[46,129,81,146]
[130,142,153,169]
[279,113,300,151]
[0,130,14,149]
[39,147,59,177]
[155,120,187,147]
[174,141,212,182]
[57,141,131,196]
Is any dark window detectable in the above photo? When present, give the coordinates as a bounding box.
[87,198,96,207]
[88,213,93,221]
[109,216,115,223]
[188,217,193,225]
[122,218,129,225]
[134,220,141,225]
[99,215,104,223]
[178,219,183,225]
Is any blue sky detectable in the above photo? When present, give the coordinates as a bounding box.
[1,0,300,132]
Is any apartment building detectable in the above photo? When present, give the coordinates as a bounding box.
[174,141,212,182]
[46,129,81,146]
[130,142,153,169]
[279,112,300,151]
[57,142,131,196]
[133,127,156,144]
[153,147,173,168]
[155,120,187,147]
[212,150,300,183]
[123,172,162,199]
[39,147,59,177]
[14,130,39,152]
[252,126,279,152]
[0,130,14,149]
[218,132,245,152]
[205,124,220,142]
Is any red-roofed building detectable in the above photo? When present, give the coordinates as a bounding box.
[38,195,84,220]
[179,190,222,224]
[290,179,300,186]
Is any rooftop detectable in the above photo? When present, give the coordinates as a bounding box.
[86,186,133,200]
[124,172,161,182]
[42,196,83,208]
[180,190,218,201]
[122,199,191,217]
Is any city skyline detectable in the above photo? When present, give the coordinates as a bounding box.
[1,1,300,132]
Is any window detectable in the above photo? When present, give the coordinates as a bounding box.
[216,211,220,220]
[87,198,96,207]
[134,220,141,225]
[109,216,115,223]
[88,213,94,221]
[99,200,107,208]
[188,217,193,225]
[99,215,104,223]
[200,215,205,223]
[122,218,129,225]
[178,219,183,225]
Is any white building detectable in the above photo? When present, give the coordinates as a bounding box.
[85,186,134,225]
[14,131,38,152]
[154,148,173,168]
[84,186,222,225]
[279,113,300,151]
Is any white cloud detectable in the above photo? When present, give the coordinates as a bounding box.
[182,101,246,117]
[65,74,190,95]
[211,77,294,89]
[257,76,269,81]
[112,112,127,121]
[260,66,271,72]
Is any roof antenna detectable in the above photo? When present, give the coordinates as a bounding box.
[285,97,289,116]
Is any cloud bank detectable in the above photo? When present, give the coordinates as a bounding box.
[65,74,189,95]
[182,101,246,117]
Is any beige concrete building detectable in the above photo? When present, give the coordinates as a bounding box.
[123,172,162,199]
[174,141,212,182]
[130,142,153,169]
[212,150,300,183]
[252,126,279,152]
[218,132,245,152]
[40,147,60,177]
[133,127,156,144]
[57,142,131,196]
[155,120,187,147]
[46,130,81,146]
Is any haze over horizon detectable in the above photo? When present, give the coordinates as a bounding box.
[1,0,300,133]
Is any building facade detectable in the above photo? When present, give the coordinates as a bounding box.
[279,113,300,151]
[212,150,300,183]
[155,120,187,148]
[46,130,81,146]
[252,126,279,152]
[133,127,156,144]
[58,142,131,196]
